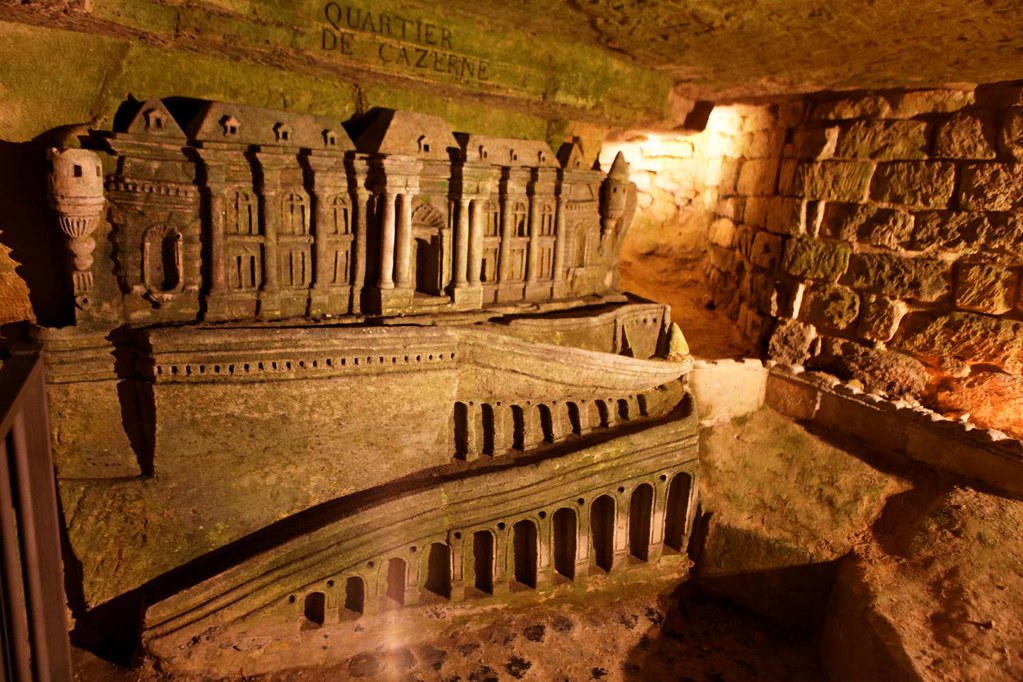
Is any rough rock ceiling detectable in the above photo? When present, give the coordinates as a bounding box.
[453,0,1023,99]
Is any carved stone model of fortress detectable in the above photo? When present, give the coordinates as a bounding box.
[43,98,698,675]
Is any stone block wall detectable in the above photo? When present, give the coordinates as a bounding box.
[705,85,1023,438]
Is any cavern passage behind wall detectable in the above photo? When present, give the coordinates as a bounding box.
[3,0,1023,680]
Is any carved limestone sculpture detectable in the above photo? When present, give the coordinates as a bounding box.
[47,148,105,309]
[39,98,693,678]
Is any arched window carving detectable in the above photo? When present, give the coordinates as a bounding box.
[540,203,555,236]
[512,202,528,237]
[281,192,309,235]
[331,195,351,235]
[227,190,256,235]
[484,200,500,237]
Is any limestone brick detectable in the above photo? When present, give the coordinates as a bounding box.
[736,158,780,196]
[767,319,818,366]
[834,120,930,160]
[810,337,927,397]
[870,161,955,209]
[749,230,784,269]
[792,125,839,160]
[820,202,913,248]
[911,211,989,252]
[886,89,974,118]
[812,96,894,121]
[1000,107,1023,160]
[796,161,876,201]
[708,218,738,248]
[933,111,998,160]
[798,283,861,332]
[895,311,1023,374]
[765,197,805,236]
[708,244,735,271]
[717,196,745,222]
[747,129,785,159]
[857,294,908,343]
[954,261,1019,315]
[959,162,1023,211]
[983,212,1023,254]
[777,158,800,196]
[845,253,949,302]
[780,237,851,281]
[743,197,770,228]
[719,159,741,196]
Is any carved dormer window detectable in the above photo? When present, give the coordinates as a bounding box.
[274,122,293,143]
[538,151,547,164]
[418,135,431,154]
[478,145,488,161]
[324,129,338,147]
[510,150,519,163]
[144,109,166,131]
[221,115,240,137]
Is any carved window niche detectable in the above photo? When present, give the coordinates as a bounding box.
[483,201,500,238]
[330,195,351,235]
[330,247,350,285]
[508,201,529,282]
[417,135,431,154]
[512,202,528,237]
[228,190,258,235]
[141,225,184,304]
[323,129,339,148]
[281,247,310,289]
[281,193,309,235]
[481,199,501,286]
[538,202,556,281]
[540,203,555,236]
[229,244,262,291]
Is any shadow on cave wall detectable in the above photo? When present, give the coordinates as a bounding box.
[0,133,82,328]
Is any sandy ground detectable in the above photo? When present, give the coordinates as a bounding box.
[74,570,822,681]
[618,252,753,360]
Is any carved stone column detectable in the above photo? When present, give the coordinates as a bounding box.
[351,186,370,313]
[453,196,469,287]
[395,191,414,290]
[498,173,512,283]
[468,198,483,286]
[378,189,395,290]
[612,493,630,571]
[254,151,284,318]
[552,190,570,298]
[448,532,466,601]
[525,190,539,283]
[47,148,105,312]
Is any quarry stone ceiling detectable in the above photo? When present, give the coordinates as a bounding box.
[442,0,1023,100]
[6,0,1023,147]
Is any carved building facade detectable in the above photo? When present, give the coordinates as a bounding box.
[56,98,635,326]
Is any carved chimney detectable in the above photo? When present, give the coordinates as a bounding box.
[47,148,106,309]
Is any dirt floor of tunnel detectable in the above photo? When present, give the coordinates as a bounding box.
[618,251,754,361]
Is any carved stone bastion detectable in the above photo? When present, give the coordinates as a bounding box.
[39,97,698,676]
